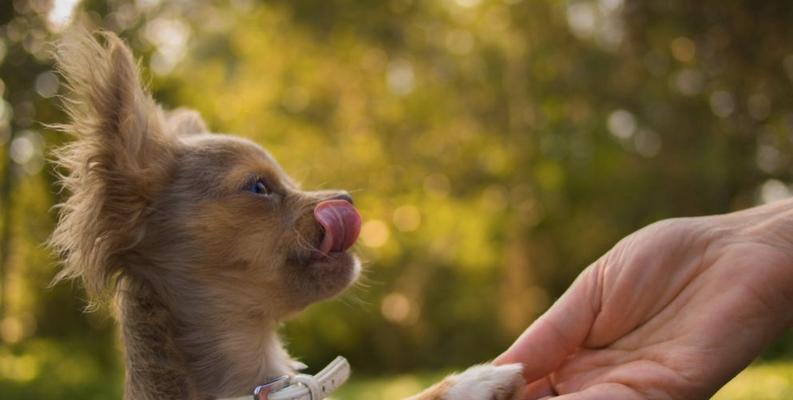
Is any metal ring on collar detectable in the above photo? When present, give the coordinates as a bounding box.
[290,374,321,400]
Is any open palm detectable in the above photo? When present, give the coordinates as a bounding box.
[497,202,793,399]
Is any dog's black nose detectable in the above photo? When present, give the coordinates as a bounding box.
[331,193,354,204]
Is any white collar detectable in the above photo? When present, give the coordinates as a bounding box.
[220,356,350,400]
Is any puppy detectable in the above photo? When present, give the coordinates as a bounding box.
[50,30,523,400]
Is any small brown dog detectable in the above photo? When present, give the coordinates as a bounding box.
[50,30,523,400]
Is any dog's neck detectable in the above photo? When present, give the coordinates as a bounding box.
[117,278,293,400]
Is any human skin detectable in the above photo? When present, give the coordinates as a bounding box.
[495,199,793,399]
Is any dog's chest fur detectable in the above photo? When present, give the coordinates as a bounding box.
[118,278,295,399]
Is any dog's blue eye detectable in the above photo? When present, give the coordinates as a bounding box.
[247,179,271,195]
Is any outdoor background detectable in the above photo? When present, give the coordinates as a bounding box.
[1,0,792,398]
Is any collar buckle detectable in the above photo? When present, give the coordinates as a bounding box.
[252,375,290,400]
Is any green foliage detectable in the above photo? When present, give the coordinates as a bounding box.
[0,0,792,398]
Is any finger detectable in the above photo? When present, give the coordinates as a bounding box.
[517,377,556,400]
[494,265,600,382]
[543,383,644,400]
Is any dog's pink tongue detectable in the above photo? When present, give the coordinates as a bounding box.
[314,200,362,254]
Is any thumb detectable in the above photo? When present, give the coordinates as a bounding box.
[494,265,600,383]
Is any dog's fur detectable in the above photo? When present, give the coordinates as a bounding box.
[50,30,523,400]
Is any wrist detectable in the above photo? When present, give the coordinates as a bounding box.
[710,202,793,323]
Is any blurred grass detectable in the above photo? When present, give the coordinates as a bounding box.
[333,361,793,400]
[0,338,121,400]
[1,338,791,399]
[713,362,793,400]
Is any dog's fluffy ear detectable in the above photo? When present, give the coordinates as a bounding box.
[165,108,208,136]
[50,29,174,299]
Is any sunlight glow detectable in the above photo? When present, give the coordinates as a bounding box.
[760,179,790,204]
[386,59,415,96]
[607,109,637,139]
[566,0,625,51]
[380,292,419,324]
[392,205,422,232]
[361,220,390,248]
[144,17,191,75]
[48,0,82,32]
[454,0,482,8]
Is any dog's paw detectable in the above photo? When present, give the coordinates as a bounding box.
[406,363,524,400]
[444,363,525,400]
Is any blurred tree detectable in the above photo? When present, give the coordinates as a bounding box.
[0,0,792,398]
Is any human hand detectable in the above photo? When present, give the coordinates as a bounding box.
[495,200,793,399]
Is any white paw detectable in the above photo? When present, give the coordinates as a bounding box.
[445,363,524,400]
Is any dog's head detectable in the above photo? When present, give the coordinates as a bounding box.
[50,31,361,321]
[151,131,362,317]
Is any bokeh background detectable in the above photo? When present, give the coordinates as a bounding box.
[1,0,792,398]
